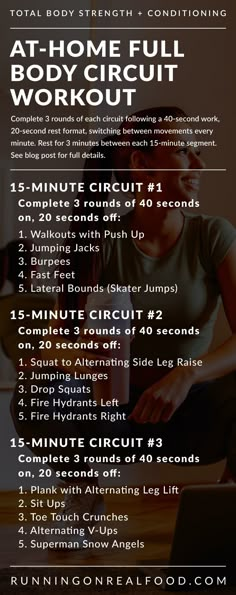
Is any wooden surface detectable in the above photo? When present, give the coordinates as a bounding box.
[0,489,178,567]
[1,490,233,593]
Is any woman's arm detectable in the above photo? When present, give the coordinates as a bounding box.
[129,240,236,423]
[190,239,236,382]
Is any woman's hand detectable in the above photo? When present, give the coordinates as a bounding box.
[128,367,194,424]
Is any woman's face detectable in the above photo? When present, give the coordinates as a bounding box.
[140,122,206,202]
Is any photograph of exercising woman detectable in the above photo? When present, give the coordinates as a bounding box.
[11,106,236,543]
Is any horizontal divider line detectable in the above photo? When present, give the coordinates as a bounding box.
[10,27,227,30]
[10,168,227,172]
[10,565,227,568]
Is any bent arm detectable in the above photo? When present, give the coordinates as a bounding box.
[130,240,236,424]
[190,240,236,383]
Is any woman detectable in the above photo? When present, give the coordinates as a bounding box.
[11,107,236,543]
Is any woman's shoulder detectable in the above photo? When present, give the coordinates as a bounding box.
[185,211,236,240]
[184,212,236,229]
[184,212,236,269]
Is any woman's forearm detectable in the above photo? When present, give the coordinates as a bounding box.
[190,334,236,384]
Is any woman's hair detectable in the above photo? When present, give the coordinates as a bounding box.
[0,247,8,291]
[59,106,186,332]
